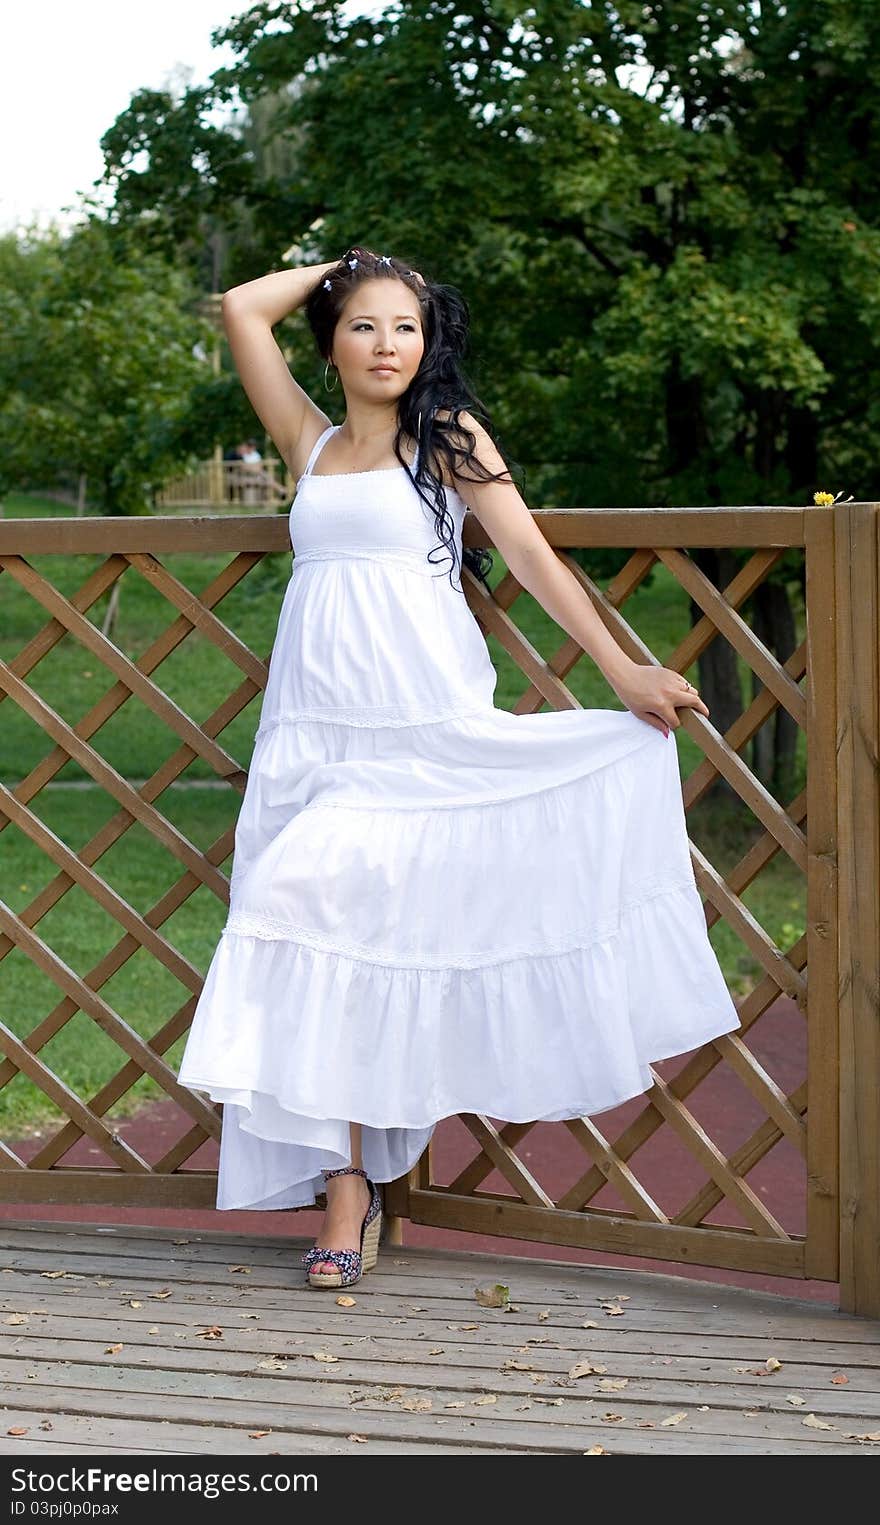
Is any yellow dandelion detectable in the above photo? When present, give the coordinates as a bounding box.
[813,491,835,506]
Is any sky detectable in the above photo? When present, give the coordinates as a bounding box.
[1,1,248,234]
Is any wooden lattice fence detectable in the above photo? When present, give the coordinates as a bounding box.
[0,504,877,1316]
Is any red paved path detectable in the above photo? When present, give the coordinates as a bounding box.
[1,995,837,1304]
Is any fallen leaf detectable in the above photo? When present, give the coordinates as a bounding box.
[428,1348,445,1356]
[7,1427,28,1437]
[347,1434,369,1443]
[583,1445,608,1455]
[40,1271,69,1280]
[128,1300,142,1309]
[248,1430,272,1439]
[312,1351,339,1363]
[469,1394,497,1406]
[803,1414,835,1431]
[597,1377,629,1391]
[228,1265,252,1274]
[502,1359,533,1371]
[537,1309,550,1322]
[830,1374,849,1385]
[395,1395,432,1412]
[104,1343,123,1355]
[764,1357,783,1373]
[475,1284,510,1309]
[195,1326,223,1340]
[172,1239,190,1245]
[444,1401,467,1409]
[336,1296,356,1308]
[602,1304,625,1317]
[660,1412,688,1427]
[4,1314,28,1325]
[568,1360,597,1380]
[698,1406,710,1412]
[147,1327,159,1335]
[786,1394,806,1407]
[533,1397,564,1406]
[598,1294,631,1302]
[150,1289,173,1300]
[844,1429,880,1443]
[239,1313,261,1320]
[581,1321,598,1329]
[601,1412,624,1423]
[256,1359,287,1372]
[448,1323,480,1331]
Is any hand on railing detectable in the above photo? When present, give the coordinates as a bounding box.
[606,661,710,738]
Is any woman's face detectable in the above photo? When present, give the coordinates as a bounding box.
[330,278,425,404]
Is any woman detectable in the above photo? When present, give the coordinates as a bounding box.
[178,246,740,1289]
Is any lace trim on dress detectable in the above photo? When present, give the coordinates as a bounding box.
[291,546,461,578]
[222,877,700,970]
[254,702,491,737]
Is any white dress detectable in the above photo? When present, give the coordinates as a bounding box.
[178,422,741,1210]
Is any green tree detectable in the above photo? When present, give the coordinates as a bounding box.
[0,219,214,515]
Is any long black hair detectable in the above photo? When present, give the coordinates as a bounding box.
[303,246,521,590]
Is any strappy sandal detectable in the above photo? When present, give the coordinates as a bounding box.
[301,1165,383,1289]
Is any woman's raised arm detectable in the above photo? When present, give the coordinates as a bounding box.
[221,261,337,475]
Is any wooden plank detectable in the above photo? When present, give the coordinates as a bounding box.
[804,505,840,1279]
[0,516,291,554]
[0,1410,494,1455]
[2,1380,869,1455]
[0,660,227,897]
[0,507,807,558]
[1,555,244,780]
[0,1170,219,1207]
[4,1319,879,1396]
[2,1341,879,1429]
[0,1363,873,1453]
[0,779,202,993]
[456,1115,555,1207]
[655,547,807,728]
[404,1189,806,1277]
[564,1117,670,1223]
[4,1290,877,1368]
[835,501,880,1317]
[0,1218,827,1301]
[0,1220,842,1316]
[3,1268,872,1343]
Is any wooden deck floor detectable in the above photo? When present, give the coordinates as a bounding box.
[0,1220,878,1456]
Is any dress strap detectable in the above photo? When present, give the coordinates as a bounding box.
[299,422,339,483]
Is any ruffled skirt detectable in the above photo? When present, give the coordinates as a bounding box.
[178,704,740,1209]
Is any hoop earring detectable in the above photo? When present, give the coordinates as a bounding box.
[323,360,339,392]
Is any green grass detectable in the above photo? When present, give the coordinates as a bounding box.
[1,495,807,1135]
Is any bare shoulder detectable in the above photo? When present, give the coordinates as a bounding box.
[432,408,548,571]
[432,407,509,491]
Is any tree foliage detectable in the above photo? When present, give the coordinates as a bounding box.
[97,0,880,509]
[0,220,215,513]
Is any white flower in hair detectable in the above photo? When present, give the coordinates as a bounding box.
[379,254,392,264]
[322,278,332,289]
[347,257,358,268]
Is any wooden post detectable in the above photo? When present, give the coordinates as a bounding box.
[804,506,839,1280]
[835,500,880,1317]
